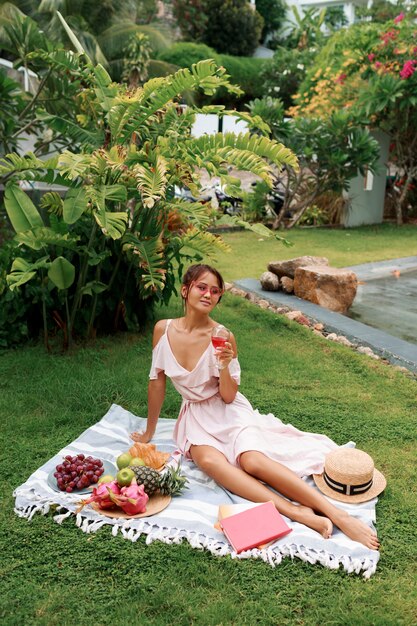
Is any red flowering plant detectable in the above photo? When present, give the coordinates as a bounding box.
[292,14,417,223]
[355,14,417,223]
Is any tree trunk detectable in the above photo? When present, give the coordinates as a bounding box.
[286,192,319,229]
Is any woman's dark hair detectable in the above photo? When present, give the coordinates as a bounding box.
[181,264,225,303]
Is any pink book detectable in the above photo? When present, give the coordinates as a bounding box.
[219,501,292,553]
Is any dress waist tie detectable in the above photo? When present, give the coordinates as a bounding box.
[174,393,220,439]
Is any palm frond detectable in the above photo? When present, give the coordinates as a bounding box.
[175,227,231,259]
[109,60,237,144]
[122,233,166,293]
[188,133,299,171]
[218,216,293,246]
[161,200,212,229]
[0,152,58,177]
[37,111,104,148]
[93,63,119,112]
[87,184,128,238]
[27,48,83,73]
[222,110,271,135]
[58,151,93,180]
[216,147,273,184]
[133,153,167,208]
[39,191,64,216]
[14,227,79,251]
[94,211,128,239]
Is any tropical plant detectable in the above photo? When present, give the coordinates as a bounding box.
[121,32,152,87]
[247,96,380,228]
[0,0,170,78]
[324,6,348,30]
[292,14,417,224]
[1,16,298,349]
[283,6,327,50]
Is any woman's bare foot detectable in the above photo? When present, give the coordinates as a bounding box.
[292,505,333,538]
[332,511,380,550]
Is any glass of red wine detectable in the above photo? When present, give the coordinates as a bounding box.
[211,325,230,368]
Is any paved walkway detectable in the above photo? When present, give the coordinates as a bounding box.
[235,256,417,373]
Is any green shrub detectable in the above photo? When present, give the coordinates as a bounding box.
[156,47,271,109]
[157,42,220,68]
[261,47,316,109]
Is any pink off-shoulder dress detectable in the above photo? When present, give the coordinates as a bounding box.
[150,320,337,477]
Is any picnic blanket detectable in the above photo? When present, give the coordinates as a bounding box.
[14,404,380,578]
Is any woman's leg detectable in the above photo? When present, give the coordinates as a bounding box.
[190,445,332,538]
[239,451,379,550]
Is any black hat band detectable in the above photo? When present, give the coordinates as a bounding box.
[323,470,373,496]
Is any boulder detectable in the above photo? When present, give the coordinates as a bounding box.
[260,271,280,291]
[268,256,329,279]
[281,276,294,294]
[294,265,358,313]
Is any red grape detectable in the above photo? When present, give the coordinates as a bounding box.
[54,454,107,492]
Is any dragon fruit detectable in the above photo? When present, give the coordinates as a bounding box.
[109,482,149,516]
[77,480,121,511]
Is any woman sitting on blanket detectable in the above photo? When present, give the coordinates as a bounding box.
[133,264,379,550]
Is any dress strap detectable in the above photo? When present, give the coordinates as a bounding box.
[165,319,173,333]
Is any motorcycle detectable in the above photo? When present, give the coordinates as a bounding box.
[252,176,292,220]
[174,185,212,204]
[213,181,242,216]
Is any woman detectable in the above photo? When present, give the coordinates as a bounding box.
[134,264,379,550]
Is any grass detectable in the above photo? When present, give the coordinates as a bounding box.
[1,293,416,626]
[208,223,417,282]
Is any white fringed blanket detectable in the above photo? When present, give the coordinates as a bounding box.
[14,404,380,578]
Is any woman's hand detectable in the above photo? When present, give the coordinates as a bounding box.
[216,341,234,370]
[217,337,238,403]
[131,429,154,443]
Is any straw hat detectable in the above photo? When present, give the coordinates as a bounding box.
[313,448,386,503]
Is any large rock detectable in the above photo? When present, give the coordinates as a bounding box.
[260,271,280,291]
[294,266,358,313]
[268,256,329,279]
[281,276,294,294]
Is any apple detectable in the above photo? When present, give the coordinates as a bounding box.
[117,468,135,487]
[98,474,115,484]
[116,452,132,470]
[130,456,146,467]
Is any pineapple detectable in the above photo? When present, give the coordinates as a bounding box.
[130,464,188,497]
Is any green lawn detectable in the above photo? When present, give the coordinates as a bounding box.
[1,294,416,626]
[208,224,417,282]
